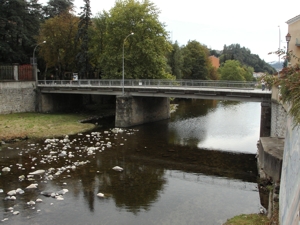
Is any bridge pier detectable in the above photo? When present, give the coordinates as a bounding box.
[260,99,271,137]
[115,96,170,127]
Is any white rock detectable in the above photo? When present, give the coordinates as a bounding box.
[2,167,10,172]
[7,190,16,196]
[29,170,45,175]
[112,166,123,172]
[26,184,38,189]
[97,193,104,197]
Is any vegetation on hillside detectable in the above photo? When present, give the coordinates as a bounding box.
[219,44,277,74]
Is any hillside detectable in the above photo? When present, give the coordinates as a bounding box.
[216,44,277,74]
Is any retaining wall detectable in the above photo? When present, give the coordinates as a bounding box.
[0,81,36,114]
[279,118,300,225]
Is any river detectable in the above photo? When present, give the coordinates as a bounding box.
[0,99,263,225]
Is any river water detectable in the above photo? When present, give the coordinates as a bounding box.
[0,99,263,225]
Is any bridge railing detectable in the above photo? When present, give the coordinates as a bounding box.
[37,79,256,89]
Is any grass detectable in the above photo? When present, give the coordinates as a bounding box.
[0,112,95,142]
[223,214,270,225]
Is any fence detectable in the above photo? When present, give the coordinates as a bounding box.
[0,64,33,81]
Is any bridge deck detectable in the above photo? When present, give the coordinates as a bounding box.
[37,79,271,102]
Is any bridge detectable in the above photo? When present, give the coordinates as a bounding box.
[38,79,271,102]
[36,79,271,131]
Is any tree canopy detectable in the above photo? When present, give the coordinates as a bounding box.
[181,40,210,79]
[91,0,173,79]
[0,0,42,64]
[38,11,79,79]
[218,60,254,81]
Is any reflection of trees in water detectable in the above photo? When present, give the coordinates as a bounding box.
[218,100,242,108]
[171,99,218,121]
[110,165,165,214]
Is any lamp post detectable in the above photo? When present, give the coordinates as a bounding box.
[278,26,281,77]
[33,41,46,84]
[285,33,291,65]
[122,33,134,95]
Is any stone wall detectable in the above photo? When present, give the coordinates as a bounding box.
[0,81,36,114]
[279,117,300,225]
[271,101,287,138]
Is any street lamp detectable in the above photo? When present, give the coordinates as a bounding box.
[122,33,134,95]
[285,33,291,64]
[33,41,46,83]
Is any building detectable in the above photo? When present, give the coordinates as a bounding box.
[286,14,300,66]
[208,55,220,68]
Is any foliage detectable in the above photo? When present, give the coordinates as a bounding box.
[220,44,276,74]
[218,60,253,81]
[223,213,270,225]
[0,0,42,64]
[91,0,173,79]
[181,40,210,79]
[276,64,300,125]
[76,0,92,78]
[42,0,74,19]
[166,41,183,79]
[37,11,80,79]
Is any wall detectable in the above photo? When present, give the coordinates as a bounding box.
[115,96,170,127]
[279,117,300,225]
[0,81,36,114]
[286,14,300,66]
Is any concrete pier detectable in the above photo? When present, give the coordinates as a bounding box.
[115,96,170,127]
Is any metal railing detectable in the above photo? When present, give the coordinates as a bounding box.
[37,79,256,89]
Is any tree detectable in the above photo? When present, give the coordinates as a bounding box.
[181,40,210,79]
[37,11,79,79]
[219,44,276,74]
[0,0,42,64]
[76,0,92,79]
[91,0,173,79]
[42,0,74,19]
[218,60,246,81]
[166,41,183,79]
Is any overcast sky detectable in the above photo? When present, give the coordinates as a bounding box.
[40,0,299,63]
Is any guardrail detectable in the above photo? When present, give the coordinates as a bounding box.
[38,79,256,89]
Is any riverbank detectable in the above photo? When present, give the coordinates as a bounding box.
[0,112,95,143]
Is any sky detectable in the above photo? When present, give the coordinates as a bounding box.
[39,0,300,63]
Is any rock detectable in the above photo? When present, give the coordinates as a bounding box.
[97,193,104,198]
[2,167,10,172]
[29,170,45,175]
[7,190,16,196]
[26,184,38,189]
[112,166,123,172]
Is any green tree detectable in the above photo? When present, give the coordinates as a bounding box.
[181,40,210,79]
[42,0,74,19]
[38,11,79,79]
[0,0,42,64]
[218,60,246,81]
[166,41,183,79]
[91,0,173,79]
[76,0,92,79]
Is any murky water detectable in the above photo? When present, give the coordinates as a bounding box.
[0,99,262,225]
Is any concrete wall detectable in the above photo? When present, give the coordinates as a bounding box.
[279,117,300,225]
[115,96,170,127]
[0,81,36,114]
[271,101,287,138]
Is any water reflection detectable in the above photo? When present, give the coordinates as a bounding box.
[0,99,262,225]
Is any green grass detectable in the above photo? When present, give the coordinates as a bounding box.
[0,112,95,141]
[223,214,270,225]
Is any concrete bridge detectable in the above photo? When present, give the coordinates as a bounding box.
[36,79,271,133]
